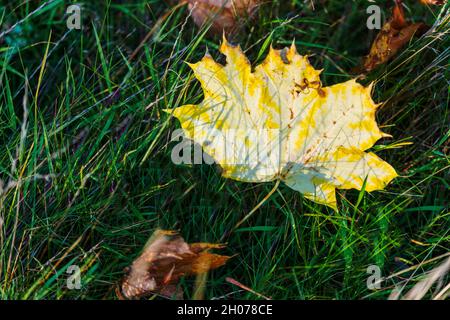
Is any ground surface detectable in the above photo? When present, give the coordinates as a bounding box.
[0,0,448,299]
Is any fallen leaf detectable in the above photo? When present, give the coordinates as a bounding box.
[186,0,260,35]
[419,0,446,5]
[166,37,398,210]
[359,1,428,73]
[121,230,230,299]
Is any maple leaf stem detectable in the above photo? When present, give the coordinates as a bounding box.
[233,179,281,231]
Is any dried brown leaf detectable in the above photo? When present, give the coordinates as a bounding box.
[419,0,446,5]
[359,1,428,73]
[187,0,261,35]
[121,230,230,299]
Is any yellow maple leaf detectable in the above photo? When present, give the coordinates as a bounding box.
[166,38,398,210]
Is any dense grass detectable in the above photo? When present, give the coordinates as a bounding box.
[0,0,448,299]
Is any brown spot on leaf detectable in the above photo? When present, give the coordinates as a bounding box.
[318,88,326,97]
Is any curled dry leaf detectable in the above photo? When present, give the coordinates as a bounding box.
[186,0,260,35]
[419,0,446,5]
[121,230,230,299]
[360,1,428,73]
[166,37,398,210]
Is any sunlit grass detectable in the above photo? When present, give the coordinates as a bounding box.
[0,0,448,299]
